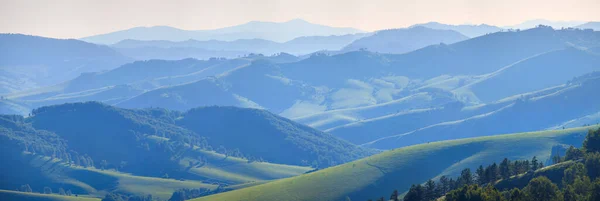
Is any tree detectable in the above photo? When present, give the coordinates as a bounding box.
[485,163,499,183]
[523,176,562,201]
[552,154,563,164]
[500,158,511,179]
[390,190,400,201]
[458,168,474,187]
[169,188,209,201]
[102,193,126,201]
[481,185,504,201]
[86,155,94,167]
[66,189,72,196]
[562,163,587,186]
[584,129,600,153]
[424,179,437,200]
[80,156,89,167]
[564,146,584,161]
[43,187,52,194]
[403,184,424,201]
[590,178,600,201]
[448,178,457,190]
[19,184,32,193]
[522,160,530,173]
[100,160,108,170]
[476,165,486,185]
[119,161,127,171]
[563,185,577,201]
[585,152,600,180]
[438,176,450,194]
[509,188,526,201]
[445,185,504,201]
[512,160,522,175]
[570,177,592,201]
[59,188,66,195]
[128,195,153,201]
[532,156,539,171]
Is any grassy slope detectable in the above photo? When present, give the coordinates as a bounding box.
[193,126,598,201]
[455,48,600,103]
[179,150,312,184]
[3,144,311,200]
[15,153,217,200]
[13,144,312,200]
[147,135,313,185]
[292,92,449,130]
[0,190,99,201]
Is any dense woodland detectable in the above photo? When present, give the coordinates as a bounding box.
[372,128,600,201]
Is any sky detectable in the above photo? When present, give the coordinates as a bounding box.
[1,0,599,39]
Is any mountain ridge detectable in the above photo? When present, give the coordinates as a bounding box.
[80,19,365,44]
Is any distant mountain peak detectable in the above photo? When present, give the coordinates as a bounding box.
[286,18,310,23]
[81,19,364,44]
[410,22,502,38]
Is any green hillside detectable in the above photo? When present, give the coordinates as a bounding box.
[193,125,598,201]
[367,73,600,149]
[456,47,600,102]
[2,152,217,200]
[147,136,312,184]
[177,106,372,167]
[1,144,309,200]
[0,190,99,201]
[1,102,369,199]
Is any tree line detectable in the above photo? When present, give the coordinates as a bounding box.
[17,185,76,197]
[370,128,600,201]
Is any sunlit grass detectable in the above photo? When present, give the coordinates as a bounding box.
[193,125,598,201]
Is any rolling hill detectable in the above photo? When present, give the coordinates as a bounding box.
[108,27,600,126]
[365,71,600,149]
[389,26,600,78]
[453,47,600,102]
[293,91,458,131]
[1,57,255,115]
[1,152,218,200]
[1,102,373,199]
[0,189,99,201]
[506,19,585,30]
[410,22,502,38]
[115,77,246,111]
[342,26,469,54]
[576,21,600,30]
[29,102,370,167]
[111,33,368,58]
[113,46,251,61]
[80,19,364,44]
[0,34,131,94]
[176,106,371,167]
[192,126,598,201]
[116,59,318,113]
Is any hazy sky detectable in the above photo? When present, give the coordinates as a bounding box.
[1,0,599,39]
